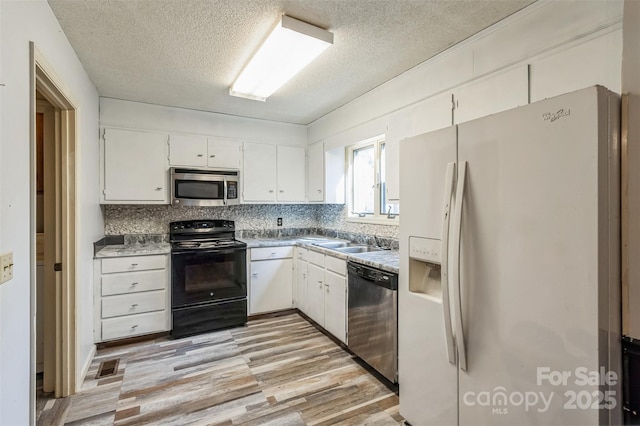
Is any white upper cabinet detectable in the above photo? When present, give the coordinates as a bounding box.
[324,146,346,204]
[169,134,241,170]
[277,145,306,202]
[307,142,324,202]
[243,142,306,203]
[453,65,529,125]
[168,134,207,167]
[243,142,277,202]
[207,137,241,169]
[101,128,169,204]
[386,92,454,201]
[529,30,621,102]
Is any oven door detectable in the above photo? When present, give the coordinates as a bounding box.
[171,247,247,308]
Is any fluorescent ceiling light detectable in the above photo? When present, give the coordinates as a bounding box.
[230,15,333,102]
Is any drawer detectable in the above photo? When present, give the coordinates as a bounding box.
[101,290,166,318]
[297,247,308,261]
[101,269,166,296]
[101,254,166,274]
[325,255,346,276]
[251,246,293,261]
[101,311,166,341]
[308,250,325,267]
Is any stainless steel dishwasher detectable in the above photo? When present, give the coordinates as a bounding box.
[347,261,398,383]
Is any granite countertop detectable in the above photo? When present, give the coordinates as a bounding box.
[95,242,171,258]
[94,234,399,274]
[241,235,399,274]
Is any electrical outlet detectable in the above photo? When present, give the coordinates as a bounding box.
[0,252,14,284]
[277,218,283,226]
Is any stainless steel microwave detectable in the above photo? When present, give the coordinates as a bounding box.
[170,168,240,206]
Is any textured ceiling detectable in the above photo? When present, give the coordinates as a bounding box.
[48,0,535,125]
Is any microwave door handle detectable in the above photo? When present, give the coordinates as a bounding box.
[223,178,228,206]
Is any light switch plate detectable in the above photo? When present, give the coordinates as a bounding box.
[0,252,14,284]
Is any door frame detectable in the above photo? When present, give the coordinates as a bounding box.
[29,42,78,420]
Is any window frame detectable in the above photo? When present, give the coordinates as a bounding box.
[346,135,399,225]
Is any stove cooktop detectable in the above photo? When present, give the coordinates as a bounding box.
[171,239,246,250]
[169,220,245,251]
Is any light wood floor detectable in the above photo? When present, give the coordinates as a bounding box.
[37,312,402,425]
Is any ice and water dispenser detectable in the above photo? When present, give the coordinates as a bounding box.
[408,236,443,299]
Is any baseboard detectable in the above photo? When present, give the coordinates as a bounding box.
[247,308,297,321]
[77,344,96,391]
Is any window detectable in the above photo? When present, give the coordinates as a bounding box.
[347,136,399,223]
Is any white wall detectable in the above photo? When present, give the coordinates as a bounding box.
[100,98,307,147]
[0,1,101,424]
[308,0,623,148]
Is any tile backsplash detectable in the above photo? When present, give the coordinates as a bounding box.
[103,204,399,239]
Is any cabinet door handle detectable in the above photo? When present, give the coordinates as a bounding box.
[317,189,322,193]
[252,273,258,278]
[269,190,274,193]
[279,190,284,193]
[210,154,216,158]
[197,154,204,157]
[155,187,162,191]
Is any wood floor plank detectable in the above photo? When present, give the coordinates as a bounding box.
[37,312,402,425]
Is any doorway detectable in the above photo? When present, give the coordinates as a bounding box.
[35,96,53,382]
[30,43,78,423]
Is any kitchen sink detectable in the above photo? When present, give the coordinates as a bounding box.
[297,236,331,242]
[314,241,350,248]
[335,245,383,253]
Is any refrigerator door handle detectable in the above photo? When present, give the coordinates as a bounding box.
[452,161,468,371]
[441,162,457,365]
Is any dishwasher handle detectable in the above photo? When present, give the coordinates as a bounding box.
[347,262,397,290]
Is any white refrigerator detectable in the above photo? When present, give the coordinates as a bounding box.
[399,86,621,426]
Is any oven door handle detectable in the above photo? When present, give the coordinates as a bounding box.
[171,247,247,256]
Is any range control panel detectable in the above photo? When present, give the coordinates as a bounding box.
[409,236,441,264]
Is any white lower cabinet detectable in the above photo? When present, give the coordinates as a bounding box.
[303,250,347,343]
[94,254,170,342]
[323,270,347,343]
[307,263,326,326]
[249,247,294,315]
[295,248,309,314]
[102,311,167,341]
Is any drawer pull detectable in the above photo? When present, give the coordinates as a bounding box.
[271,252,277,255]
[252,273,258,278]
[130,263,138,268]
[197,154,204,157]
[155,187,162,191]
[131,303,138,308]
[131,324,138,329]
[130,282,139,286]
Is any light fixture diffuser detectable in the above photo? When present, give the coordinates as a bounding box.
[230,15,333,102]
